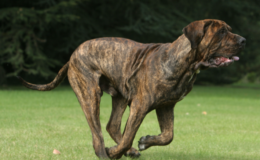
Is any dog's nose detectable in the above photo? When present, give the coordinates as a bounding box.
[239,37,246,46]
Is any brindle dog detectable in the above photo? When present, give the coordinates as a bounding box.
[19,19,246,159]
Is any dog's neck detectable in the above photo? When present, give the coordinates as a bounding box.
[165,34,199,75]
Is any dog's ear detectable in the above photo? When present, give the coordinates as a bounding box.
[182,20,213,49]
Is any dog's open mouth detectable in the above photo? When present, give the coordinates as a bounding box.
[210,55,239,67]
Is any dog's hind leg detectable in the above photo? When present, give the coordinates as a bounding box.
[106,95,140,158]
[68,68,109,159]
[138,105,174,151]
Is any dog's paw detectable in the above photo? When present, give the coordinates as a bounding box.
[106,146,123,159]
[124,147,141,158]
[138,135,151,151]
[138,143,146,151]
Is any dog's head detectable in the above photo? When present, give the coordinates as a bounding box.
[183,19,246,68]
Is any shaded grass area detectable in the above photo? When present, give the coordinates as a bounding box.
[0,85,260,160]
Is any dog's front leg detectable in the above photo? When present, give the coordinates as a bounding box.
[105,99,148,159]
[106,95,140,158]
[138,105,174,151]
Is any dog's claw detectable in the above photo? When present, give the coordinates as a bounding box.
[138,136,147,151]
[139,136,146,142]
[124,151,141,158]
[138,143,146,151]
[124,148,141,158]
[138,135,153,151]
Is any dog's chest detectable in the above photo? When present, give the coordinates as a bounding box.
[156,69,199,104]
[153,83,190,106]
[177,69,200,101]
[177,91,186,102]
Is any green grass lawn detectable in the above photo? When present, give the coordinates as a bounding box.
[0,85,260,160]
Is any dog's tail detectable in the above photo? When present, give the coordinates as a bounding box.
[17,62,69,91]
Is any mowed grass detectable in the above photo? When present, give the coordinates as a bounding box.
[0,85,260,160]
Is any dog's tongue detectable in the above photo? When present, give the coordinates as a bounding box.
[231,56,239,61]
[214,56,239,65]
[218,57,232,63]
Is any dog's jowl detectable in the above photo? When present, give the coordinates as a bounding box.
[19,19,246,159]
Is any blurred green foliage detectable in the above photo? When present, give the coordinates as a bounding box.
[247,72,257,83]
[1,0,260,84]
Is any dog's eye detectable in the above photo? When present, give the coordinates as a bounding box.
[220,29,226,35]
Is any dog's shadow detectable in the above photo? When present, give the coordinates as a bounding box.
[120,150,243,160]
